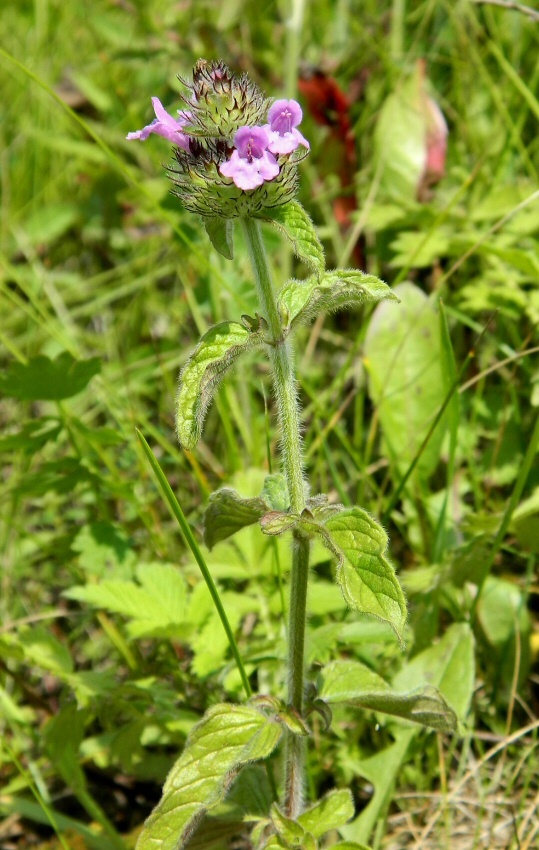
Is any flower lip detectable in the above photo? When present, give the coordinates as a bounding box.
[264,99,310,155]
[219,125,279,191]
[126,97,191,149]
[234,126,271,161]
[268,99,303,134]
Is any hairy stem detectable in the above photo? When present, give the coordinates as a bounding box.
[240,216,310,816]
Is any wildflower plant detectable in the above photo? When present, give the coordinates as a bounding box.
[127,60,457,850]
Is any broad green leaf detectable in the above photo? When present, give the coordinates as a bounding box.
[203,488,269,549]
[136,703,283,850]
[392,622,474,722]
[204,217,234,259]
[364,282,448,481]
[0,352,101,400]
[176,320,264,450]
[258,201,324,273]
[298,789,355,838]
[44,704,86,792]
[374,63,428,203]
[261,473,290,512]
[477,576,530,647]
[331,843,373,849]
[72,521,136,579]
[321,508,407,646]
[318,660,457,732]
[278,270,397,330]
[271,805,317,850]
[65,563,188,639]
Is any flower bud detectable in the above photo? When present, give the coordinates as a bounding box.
[127,60,309,219]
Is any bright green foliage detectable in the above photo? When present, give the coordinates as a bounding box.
[271,804,317,850]
[321,508,407,646]
[373,63,430,202]
[65,562,188,639]
[392,622,475,722]
[364,282,448,481]
[176,319,265,449]
[278,270,397,330]
[204,217,234,259]
[0,352,101,400]
[135,703,282,850]
[259,201,324,273]
[261,473,290,511]
[297,789,355,838]
[318,660,457,732]
[204,488,269,549]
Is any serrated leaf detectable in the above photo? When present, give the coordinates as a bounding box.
[318,660,457,732]
[279,270,397,329]
[297,789,355,838]
[176,321,264,449]
[65,563,188,639]
[204,217,234,259]
[320,508,407,645]
[203,488,269,549]
[258,201,324,273]
[261,473,290,512]
[0,352,101,400]
[136,703,283,850]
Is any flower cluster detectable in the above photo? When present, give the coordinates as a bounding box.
[126,60,309,218]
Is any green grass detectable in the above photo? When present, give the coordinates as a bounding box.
[1,1,538,848]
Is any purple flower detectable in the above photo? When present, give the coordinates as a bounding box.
[127,97,191,150]
[219,126,280,191]
[264,99,310,155]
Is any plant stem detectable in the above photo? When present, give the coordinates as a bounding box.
[241,217,310,816]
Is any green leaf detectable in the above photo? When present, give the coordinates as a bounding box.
[258,201,324,273]
[261,473,290,512]
[297,789,355,838]
[331,843,373,850]
[278,270,397,329]
[318,660,457,732]
[320,508,407,646]
[374,63,428,203]
[136,703,283,850]
[0,352,101,400]
[204,217,234,260]
[65,563,188,639]
[271,805,317,850]
[18,626,73,676]
[365,282,448,481]
[392,622,475,722]
[203,488,269,550]
[176,320,265,450]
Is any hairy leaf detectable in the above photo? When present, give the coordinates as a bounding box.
[320,508,407,646]
[297,789,355,838]
[319,660,457,732]
[261,473,290,512]
[176,321,264,450]
[259,511,299,536]
[203,488,269,549]
[279,270,397,329]
[271,805,317,850]
[204,217,234,260]
[136,704,282,850]
[259,201,324,273]
[0,352,101,401]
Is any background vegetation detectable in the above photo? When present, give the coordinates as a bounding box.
[1,1,538,848]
